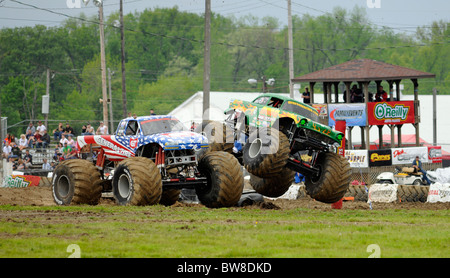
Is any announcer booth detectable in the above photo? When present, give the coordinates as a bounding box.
[292,59,442,184]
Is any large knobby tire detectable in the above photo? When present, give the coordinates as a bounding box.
[159,189,181,206]
[249,168,295,197]
[197,151,244,208]
[52,159,103,205]
[112,157,162,206]
[195,120,233,159]
[305,152,351,203]
[243,127,289,178]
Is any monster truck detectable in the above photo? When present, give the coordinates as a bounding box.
[51,115,243,208]
[219,93,351,203]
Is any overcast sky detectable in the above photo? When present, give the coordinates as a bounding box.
[0,0,449,31]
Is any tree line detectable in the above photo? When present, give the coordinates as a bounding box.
[0,6,448,136]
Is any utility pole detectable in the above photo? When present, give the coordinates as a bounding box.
[203,0,211,122]
[433,87,437,145]
[108,68,114,133]
[287,0,294,98]
[120,0,128,118]
[98,2,109,129]
[44,68,50,128]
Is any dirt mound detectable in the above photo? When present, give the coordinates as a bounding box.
[0,186,449,210]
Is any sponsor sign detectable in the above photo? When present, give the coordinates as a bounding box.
[368,101,415,125]
[427,183,450,203]
[368,183,398,203]
[311,104,328,117]
[1,175,41,188]
[427,146,442,163]
[392,147,428,165]
[328,103,366,127]
[345,150,368,168]
[368,149,392,167]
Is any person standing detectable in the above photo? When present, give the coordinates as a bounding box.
[375,86,388,102]
[301,87,311,104]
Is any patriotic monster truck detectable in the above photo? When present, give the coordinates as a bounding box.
[52,115,243,208]
[219,93,351,203]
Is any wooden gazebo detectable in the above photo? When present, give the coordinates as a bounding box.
[292,59,436,149]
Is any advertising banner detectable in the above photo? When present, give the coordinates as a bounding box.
[1,175,41,188]
[427,146,442,163]
[311,104,328,117]
[345,150,369,168]
[391,147,428,165]
[368,101,415,125]
[368,183,399,203]
[328,103,366,127]
[368,149,392,167]
[427,183,450,203]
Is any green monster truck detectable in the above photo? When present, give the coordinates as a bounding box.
[200,93,351,203]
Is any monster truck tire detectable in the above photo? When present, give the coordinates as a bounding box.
[305,152,351,203]
[249,168,295,197]
[159,189,181,206]
[195,120,233,159]
[52,159,103,205]
[243,127,289,178]
[197,151,244,208]
[112,157,162,206]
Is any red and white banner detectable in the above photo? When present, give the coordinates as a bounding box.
[368,101,415,125]
[427,146,442,163]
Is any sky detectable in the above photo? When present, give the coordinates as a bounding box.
[0,0,449,31]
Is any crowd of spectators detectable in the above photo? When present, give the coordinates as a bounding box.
[2,121,109,171]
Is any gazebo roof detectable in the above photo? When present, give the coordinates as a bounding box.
[292,59,436,83]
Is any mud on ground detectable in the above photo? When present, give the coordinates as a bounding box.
[0,186,449,211]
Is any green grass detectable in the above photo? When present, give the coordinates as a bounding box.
[0,205,448,258]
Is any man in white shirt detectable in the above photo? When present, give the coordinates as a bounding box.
[36,121,47,136]
[96,122,108,135]
[2,142,12,159]
[42,158,52,170]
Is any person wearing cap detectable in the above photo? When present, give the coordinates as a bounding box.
[412,156,431,185]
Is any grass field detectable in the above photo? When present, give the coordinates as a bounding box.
[0,201,449,258]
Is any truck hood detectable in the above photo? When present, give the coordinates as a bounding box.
[77,131,208,160]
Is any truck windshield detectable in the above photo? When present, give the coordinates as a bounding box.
[281,101,319,122]
[140,118,187,135]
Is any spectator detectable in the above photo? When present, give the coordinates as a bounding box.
[66,147,78,160]
[67,135,76,148]
[301,87,311,104]
[33,131,41,148]
[10,140,21,158]
[18,134,28,151]
[350,85,364,103]
[3,133,12,145]
[42,158,52,170]
[37,130,51,149]
[23,149,32,168]
[63,122,74,137]
[59,134,69,146]
[62,143,72,160]
[28,135,36,149]
[375,86,388,102]
[412,156,431,185]
[14,158,27,171]
[53,143,63,161]
[83,123,95,135]
[36,121,46,136]
[26,122,35,137]
[25,129,34,140]
[52,122,64,141]
[2,141,12,159]
[96,122,108,135]
[150,109,156,115]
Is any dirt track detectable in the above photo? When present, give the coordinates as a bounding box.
[0,185,449,210]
